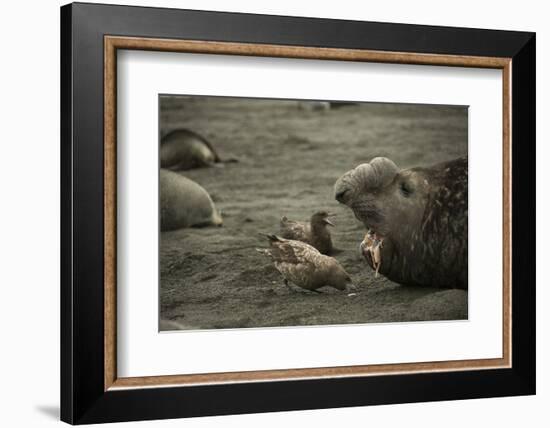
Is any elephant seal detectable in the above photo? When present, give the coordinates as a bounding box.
[334,156,467,289]
[160,169,222,231]
[160,128,225,170]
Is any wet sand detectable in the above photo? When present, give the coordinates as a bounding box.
[159,96,468,330]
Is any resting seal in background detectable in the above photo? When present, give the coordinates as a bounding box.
[334,156,468,289]
[160,169,222,231]
[161,128,237,170]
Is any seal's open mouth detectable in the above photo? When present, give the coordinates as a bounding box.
[365,226,383,238]
[359,229,385,278]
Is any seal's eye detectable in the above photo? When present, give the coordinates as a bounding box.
[400,181,413,197]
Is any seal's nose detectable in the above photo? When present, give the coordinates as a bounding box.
[335,188,349,203]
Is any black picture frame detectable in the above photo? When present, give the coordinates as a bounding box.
[61,2,535,424]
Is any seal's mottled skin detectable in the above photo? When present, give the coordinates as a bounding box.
[334,156,468,289]
[160,169,222,231]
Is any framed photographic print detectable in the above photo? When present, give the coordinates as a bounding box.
[60,2,536,424]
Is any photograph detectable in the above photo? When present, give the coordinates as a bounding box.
[55,2,536,424]
[159,95,469,331]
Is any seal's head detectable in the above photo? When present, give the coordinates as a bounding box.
[334,157,431,240]
[334,156,468,289]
